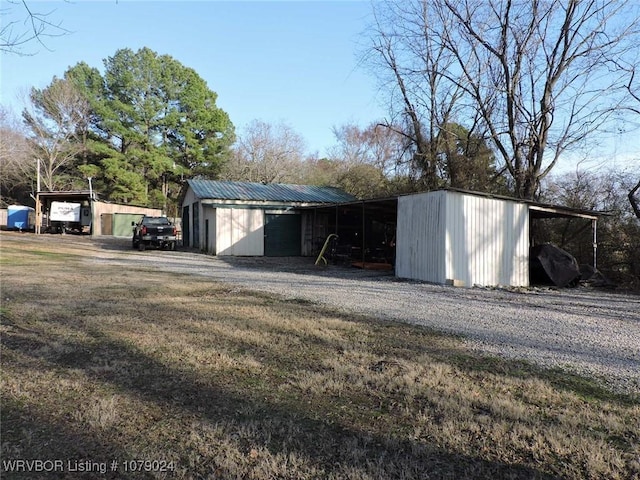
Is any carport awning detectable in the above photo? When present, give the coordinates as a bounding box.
[527,201,606,271]
[528,204,600,220]
[432,187,605,221]
[302,197,398,222]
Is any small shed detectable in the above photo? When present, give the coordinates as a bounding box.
[180,179,355,256]
[395,189,600,288]
[396,190,529,287]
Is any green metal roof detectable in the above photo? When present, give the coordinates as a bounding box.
[187,179,356,204]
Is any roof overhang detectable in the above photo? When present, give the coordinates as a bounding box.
[200,199,338,208]
[528,204,600,221]
[301,197,399,225]
[36,191,95,202]
[411,187,604,221]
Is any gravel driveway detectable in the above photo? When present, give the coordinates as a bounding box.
[85,237,640,395]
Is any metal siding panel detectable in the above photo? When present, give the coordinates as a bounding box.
[217,208,263,256]
[494,199,504,285]
[396,190,531,287]
[399,190,530,287]
[230,209,245,251]
[475,195,485,286]
[250,209,265,256]
[494,199,529,287]
[512,203,530,286]
[491,197,507,286]
[480,196,495,286]
[229,208,264,256]
[445,192,468,285]
[216,208,234,255]
[447,193,529,287]
[499,200,514,286]
[203,207,216,254]
[395,196,413,279]
[444,193,514,287]
[467,194,504,287]
[396,191,446,283]
[461,193,472,285]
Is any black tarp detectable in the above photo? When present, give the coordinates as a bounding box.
[530,243,581,287]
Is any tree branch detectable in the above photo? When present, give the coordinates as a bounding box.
[1,0,71,55]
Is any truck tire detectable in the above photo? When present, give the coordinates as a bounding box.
[138,242,146,251]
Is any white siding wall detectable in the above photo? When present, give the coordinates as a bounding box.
[216,208,264,256]
[203,206,216,254]
[195,201,204,249]
[396,191,529,287]
[445,192,529,287]
[396,191,447,284]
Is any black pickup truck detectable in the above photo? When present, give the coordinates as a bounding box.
[132,216,177,251]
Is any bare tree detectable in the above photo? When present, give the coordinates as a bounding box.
[1,0,69,54]
[220,120,307,184]
[624,67,640,220]
[368,0,466,190]
[328,122,408,178]
[326,122,442,197]
[629,179,640,220]
[368,0,640,199]
[22,77,90,191]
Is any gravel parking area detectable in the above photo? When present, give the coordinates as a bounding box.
[68,235,639,396]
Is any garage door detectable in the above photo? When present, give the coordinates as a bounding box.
[264,214,301,256]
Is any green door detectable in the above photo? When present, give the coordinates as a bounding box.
[264,214,302,256]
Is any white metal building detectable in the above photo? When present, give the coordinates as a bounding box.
[180,179,355,256]
[396,190,530,287]
[394,189,599,288]
[181,180,599,288]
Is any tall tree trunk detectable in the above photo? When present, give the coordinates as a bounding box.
[629,179,640,220]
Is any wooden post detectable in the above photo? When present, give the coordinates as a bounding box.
[35,158,41,234]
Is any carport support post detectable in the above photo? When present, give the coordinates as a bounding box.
[35,158,41,234]
[592,219,597,270]
[361,201,366,264]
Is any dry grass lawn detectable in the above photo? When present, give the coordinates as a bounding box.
[1,233,639,479]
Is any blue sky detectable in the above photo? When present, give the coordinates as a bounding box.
[1,0,385,156]
[1,0,638,172]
